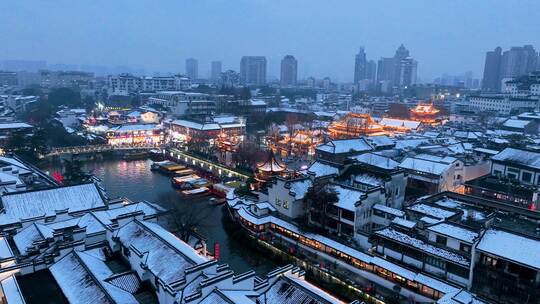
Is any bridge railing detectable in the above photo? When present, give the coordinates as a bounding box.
[47,144,160,156]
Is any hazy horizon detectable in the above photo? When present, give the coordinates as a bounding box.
[1,0,540,82]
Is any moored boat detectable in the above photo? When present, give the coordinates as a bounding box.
[181,187,209,196]
[123,151,148,161]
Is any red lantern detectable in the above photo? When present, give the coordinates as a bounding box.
[214,243,220,260]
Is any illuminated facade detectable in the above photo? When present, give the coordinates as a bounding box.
[256,152,288,182]
[327,113,384,139]
[106,124,164,146]
[410,103,440,124]
[271,129,325,157]
[169,119,245,150]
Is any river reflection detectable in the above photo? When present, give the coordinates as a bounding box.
[43,158,277,275]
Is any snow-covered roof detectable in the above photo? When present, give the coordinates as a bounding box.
[115,220,207,284]
[316,138,373,154]
[331,185,364,211]
[0,236,13,260]
[0,122,33,130]
[399,157,453,176]
[351,152,399,170]
[0,183,106,225]
[306,161,340,178]
[379,118,421,130]
[476,229,540,270]
[473,148,499,156]
[0,156,29,170]
[373,204,405,217]
[502,118,531,129]
[437,289,487,304]
[287,179,312,200]
[0,275,25,304]
[376,228,469,266]
[258,274,345,304]
[92,201,164,226]
[365,135,395,148]
[354,174,383,187]
[392,217,417,229]
[394,138,431,150]
[257,155,286,172]
[428,223,479,243]
[407,203,457,220]
[50,250,138,304]
[236,205,460,294]
[414,154,457,165]
[110,124,161,132]
[172,119,244,131]
[491,147,540,170]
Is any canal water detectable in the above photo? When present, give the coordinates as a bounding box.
[42,158,277,275]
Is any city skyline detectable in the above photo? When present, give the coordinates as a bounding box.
[1,1,540,81]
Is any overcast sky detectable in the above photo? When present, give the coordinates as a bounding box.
[1,0,539,81]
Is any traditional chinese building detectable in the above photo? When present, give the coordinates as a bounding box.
[169,117,246,148]
[272,129,325,157]
[255,152,288,182]
[327,113,384,139]
[410,103,440,124]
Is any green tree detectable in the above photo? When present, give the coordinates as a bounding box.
[302,184,338,232]
[48,88,82,107]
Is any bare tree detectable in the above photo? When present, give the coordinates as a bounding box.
[158,192,214,242]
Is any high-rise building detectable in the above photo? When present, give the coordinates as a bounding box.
[366,60,377,82]
[211,61,222,81]
[377,57,395,83]
[393,44,410,86]
[398,57,417,88]
[185,58,198,80]
[376,44,417,90]
[280,55,297,87]
[240,56,267,85]
[482,46,538,92]
[354,47,367,83]
[482,47,503,91]
[500,45,538,79]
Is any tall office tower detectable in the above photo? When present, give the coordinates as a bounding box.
[211,61,222,81]
[393,44,410,86]
[353,47,367,83]
[240,56,267,85]
[280,55,298,87]
[377,57,395,83]
[482,47,503,91]
[398,57,418,88]
[185,58,198,80]
[366,60,377,82]
[500,45,538,79]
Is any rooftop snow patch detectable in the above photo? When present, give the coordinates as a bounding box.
[316,138,373,154]
[306,161,340,178]
[115,220,207,285]
[351,152,399,170]
[379,118,421,130]
[331,185,364,212]
[491,147,540,170]
[476,229,540,270]
[399,157,453,176]
[407,203,457,220]
[428,223,479,243]
[287,179,313,200]
[0,183,106,224]
[257,274,345,304]
[376,228,470,266]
